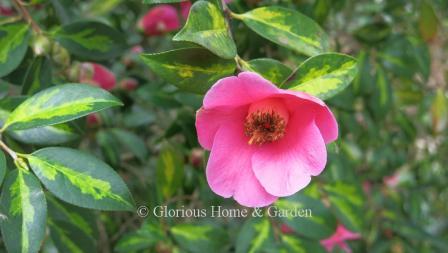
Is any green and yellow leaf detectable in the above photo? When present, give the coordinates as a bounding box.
[173,1,236,59]
[28,147,135,211]
[0,170,47,253]
[240,58,292,85]
[141,48,236,94]
[283,53,358,100]
[236,218,274,253]
[171,224,229,253]
[3,83,122,131]
[0,22,31,77]
[233,7,329,56]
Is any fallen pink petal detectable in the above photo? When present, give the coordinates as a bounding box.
[196,72,338,207]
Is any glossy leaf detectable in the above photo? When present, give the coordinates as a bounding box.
[0,170,47,253]
[241,58,292,85]
[21,56,53,95]
[0,151,5,187]
[115,220,164,253]
[171,224,229,253]
[324,182,364,232]
[48,219,96,253]
[0,22,31,78]
[7,123,79,145]
[3,83,122,131]
[28,147,135,211]
[53,21,127,60]
[274,194,337,239]
[284,53,358,100]
[236,218,274,253]
[141,48,236,94]
[173,1,236,59]
[156,146,184,200]
[233,7,329,56]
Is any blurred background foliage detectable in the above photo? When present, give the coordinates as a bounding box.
[0,0,447,252]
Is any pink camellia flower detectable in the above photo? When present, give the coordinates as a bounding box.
[320,224,361,253]
[196,72,338,207]
[138,5,180,36]
[80,63,116,91]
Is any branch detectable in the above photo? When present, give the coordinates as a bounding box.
[12,0,41,34]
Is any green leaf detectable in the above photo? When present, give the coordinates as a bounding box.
[431,89,447,133]
[241,58,292,85]
[284,53,358,100]
[236,218,274,253]
[323,182,364,232]
[173,1,237,59]
[171,224,229,253]
[274,194,337,239]
[0,151,5,187]
[21,56,53,95]
[141,48,236,94]
[156,146,184,200]
[0,170,47,253]
[0,22,31,77]
[48,219,96,253]
[27,147,135,211]
[280,235,326,253]
[53,21,127,60]
[418,0,438,42]
[7,123,80,145]
[96,129,121,167]
[115,220,164,253]
[110,128,147,162]
[3,83,122,131]
[233,7,329,56]
[368,66,392,120]
[143,0,185,3]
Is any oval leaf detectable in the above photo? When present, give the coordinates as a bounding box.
[3,83,122,131]
[28,147,135,211]
[236,217,274,253]
[284,53,358,100]
[141,48,236,94]
[0,22,31,78]
[274,194,337,239]
[233,7,329,56]
[7,123,80,145]
[0,170,47,253]
[53,21,127,60]
[241,58,292,85]
[173,1,237,59]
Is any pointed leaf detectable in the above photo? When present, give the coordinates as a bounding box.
[53,21,127,60]
[48,219,96,253]
[241,58,292,85]
[284,53,358,100]
[0,170,47,253]
[28,147,135,211]
[236,217,275,253]
[7,123,80,145]
[173,1,236,59]
[3,83,122,131]
[233,7,329,56]
[156,146,184,200]
[21,56,53,95]
[0,22,31,77]
[141,48,236,94]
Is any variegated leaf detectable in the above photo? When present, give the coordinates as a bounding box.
[53,21,126,60]
[27,147,135,211]
[2,83,122,131]
[279,235,326,253]
[0,22,31,77]
[48,218,96,253]
[0,170,47,253]
[236,218,274,253]
[7,123,79,145]
[233,7,329,56]
[171,224,229,253]
[141,48,236,94]
[283,53,358,100]
[173,1,236,59]
[241,58,292,85]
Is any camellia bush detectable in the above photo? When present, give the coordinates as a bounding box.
[0,0,447,253]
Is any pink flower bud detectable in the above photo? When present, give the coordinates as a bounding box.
[120,78,138,91]
[138,5,180,36]
[80,63,116,91]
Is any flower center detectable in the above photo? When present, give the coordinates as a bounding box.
[244,98,289,145]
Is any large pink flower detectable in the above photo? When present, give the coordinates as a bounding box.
[320,224,361,253]
[138,5,180,36]
[196,72,338,207]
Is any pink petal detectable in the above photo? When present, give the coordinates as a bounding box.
[203,72,279,110]
[206,117,277,207]
[252,106,327,197]
[196,106,247,150]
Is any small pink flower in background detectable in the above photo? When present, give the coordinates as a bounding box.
[80,63,116,91]
[383,173,399,188]
[180,1,192,20]
[131,45,143,54]
[86,113,101,127]
[320,224,361,253]
[0,6,14,16]
[196,72,338,207]
[120,78,138,91]
[138,5,180,36]
[280,224,295,234]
